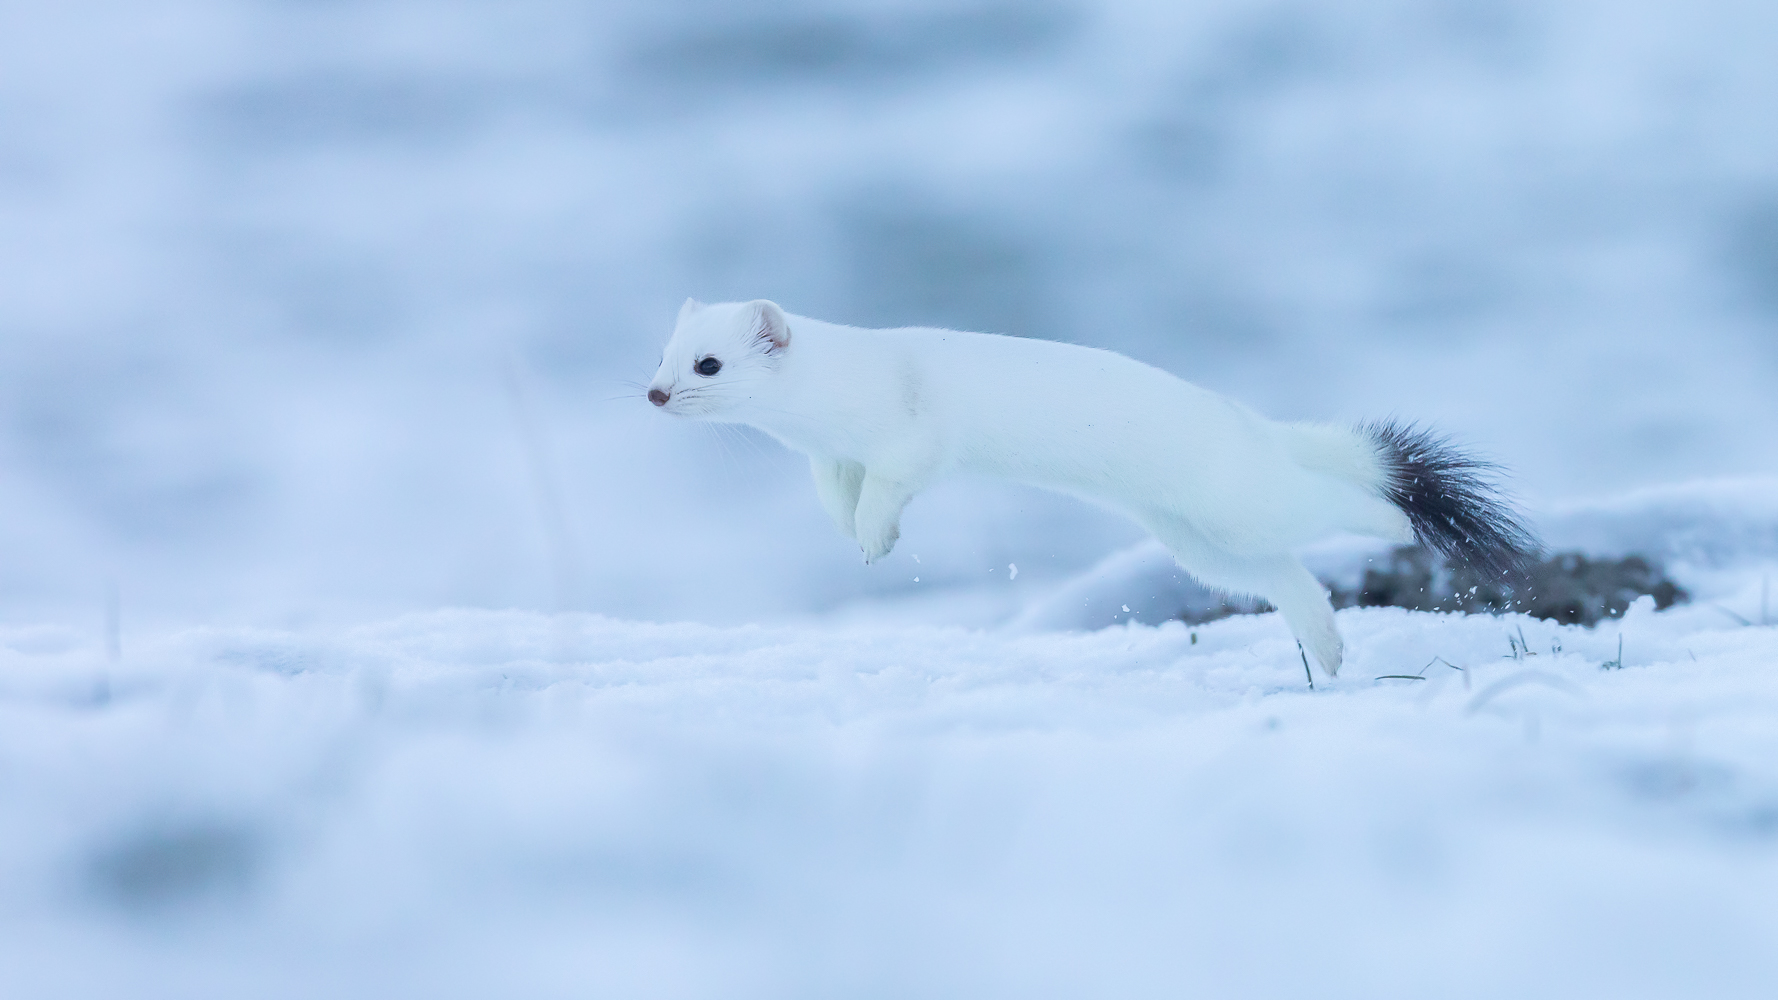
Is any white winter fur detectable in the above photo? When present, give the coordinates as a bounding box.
[648,299,1414,675]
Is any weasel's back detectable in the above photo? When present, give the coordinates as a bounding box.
[884,329,1277,502]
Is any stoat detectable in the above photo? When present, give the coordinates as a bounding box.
[646,299,1536,676]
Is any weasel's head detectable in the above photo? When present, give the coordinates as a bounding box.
[647,298,791,420]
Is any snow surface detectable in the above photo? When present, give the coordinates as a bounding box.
[5,484,1778,998]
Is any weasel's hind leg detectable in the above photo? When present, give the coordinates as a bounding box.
[1147,519,1344,676]
[1257,557,1343,677]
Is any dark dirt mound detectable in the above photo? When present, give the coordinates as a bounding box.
[1180,547,1687,627]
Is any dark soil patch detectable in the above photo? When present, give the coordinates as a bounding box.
[1181,547,1688,627]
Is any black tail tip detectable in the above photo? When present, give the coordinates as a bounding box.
[1363,420,1541,581]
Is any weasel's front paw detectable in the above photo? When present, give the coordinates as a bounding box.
[859,523,900,564]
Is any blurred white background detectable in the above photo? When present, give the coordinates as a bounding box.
[4,0,1776,630]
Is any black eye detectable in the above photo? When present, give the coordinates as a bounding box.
[695,357,722,377]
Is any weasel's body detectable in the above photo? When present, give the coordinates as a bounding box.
[648,299,1535,676]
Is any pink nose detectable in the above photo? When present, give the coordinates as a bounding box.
[648,388,669,406]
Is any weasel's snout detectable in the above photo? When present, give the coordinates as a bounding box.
[648,388,669,406]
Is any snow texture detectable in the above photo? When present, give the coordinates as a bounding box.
[3,483,1777,998]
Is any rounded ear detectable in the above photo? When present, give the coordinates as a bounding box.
[747,300,791,352]
[676,297,705,326]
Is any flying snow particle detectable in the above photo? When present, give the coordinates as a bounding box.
[1008,563,1018,580]
[1122,605,1130,613]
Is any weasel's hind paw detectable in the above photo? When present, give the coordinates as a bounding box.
[1303,630,1343,678]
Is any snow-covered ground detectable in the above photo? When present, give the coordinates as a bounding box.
[4,483,1777,998]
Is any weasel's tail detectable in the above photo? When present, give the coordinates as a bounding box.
[1359,420,1540,578]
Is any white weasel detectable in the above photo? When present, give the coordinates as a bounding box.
[647,299,1535,676]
